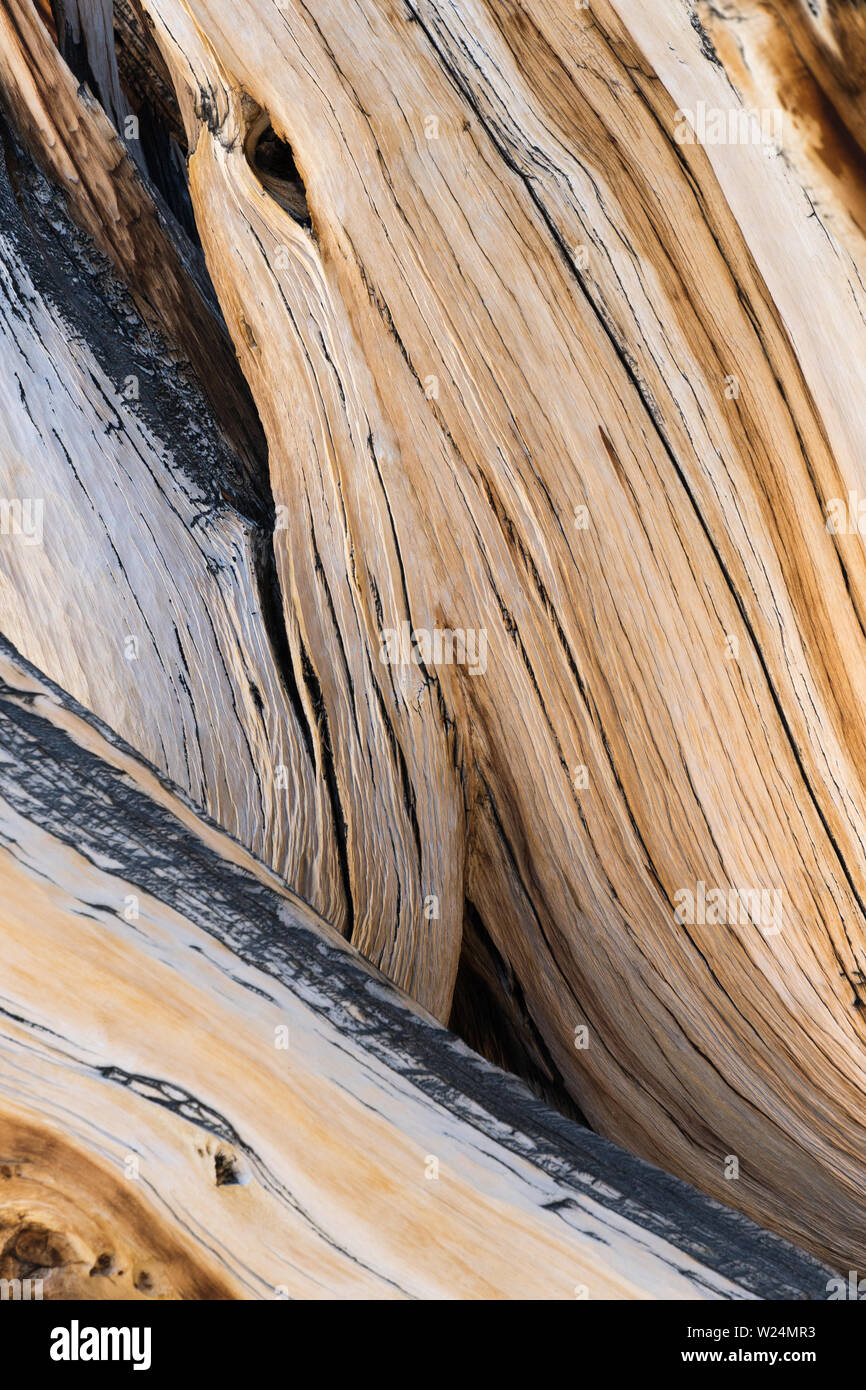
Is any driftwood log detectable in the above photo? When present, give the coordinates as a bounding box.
[0,0,865,1294]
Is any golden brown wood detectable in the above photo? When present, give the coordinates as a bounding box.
[1,0,866,1281]
[0,639,827,1299]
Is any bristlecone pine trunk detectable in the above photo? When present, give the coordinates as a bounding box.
[0,0,863,1298]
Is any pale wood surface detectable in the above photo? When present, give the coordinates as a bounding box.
[0,0,864,1279]
[0,140,346,925]
[122,0,866,1267]
[0,638,831,1298]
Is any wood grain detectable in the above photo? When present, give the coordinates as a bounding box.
[0,0,865,1280]
[101,0,866,1267]
[0,129,348,930]
[0,637,831,1298]
[0,0,265,473]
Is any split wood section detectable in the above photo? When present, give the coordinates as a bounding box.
[0,640,831,1298]
[1,0,866,1275]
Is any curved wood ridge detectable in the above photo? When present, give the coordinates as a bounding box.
[0,0,864,1284]
[110,0,866,1267]
[0,112,350,928]
[0,638,832,1298]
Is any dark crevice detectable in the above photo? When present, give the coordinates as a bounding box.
[250,533,316,770]
[247,120,312,228]
[450,901,588,1126]
[117,0,189,150]
[214,1148,247,1186]
[297,641,356,943]
[254,125,301,185]
[51,0,201,248]
[134,99,199,243]
[49,1,102,102]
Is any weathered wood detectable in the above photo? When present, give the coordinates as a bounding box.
[109,0,866,1268]
[0,637,832,1299]
[0,123,345,928]
[691,0,866,259]
[0,0,265,475]
[1,0,865,1280]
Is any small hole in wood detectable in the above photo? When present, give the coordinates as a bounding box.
[249,121,311,227]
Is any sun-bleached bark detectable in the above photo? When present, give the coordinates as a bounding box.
[1,0,866,1278]
[85,0,866,1268]
[0,117,348,927]
[0,0,263,471]
[0,637,831,1300]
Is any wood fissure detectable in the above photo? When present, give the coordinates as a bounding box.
[1,0,866,1285]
